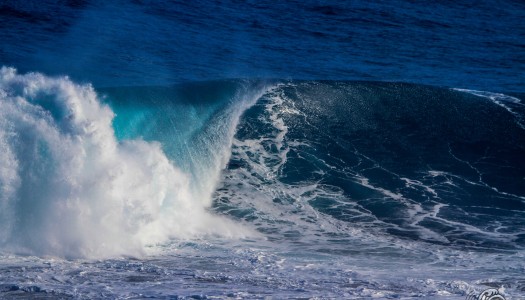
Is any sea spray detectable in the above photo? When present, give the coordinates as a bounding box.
[102,81,275,209]
[0,68,259,258]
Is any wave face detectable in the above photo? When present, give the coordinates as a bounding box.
[215,81,525,250]
[0,68,263,258]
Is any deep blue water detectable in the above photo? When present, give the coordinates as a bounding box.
[1,0,524,92]
[1,0,525,299]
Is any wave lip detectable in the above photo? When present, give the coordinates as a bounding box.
[0,67,255,258]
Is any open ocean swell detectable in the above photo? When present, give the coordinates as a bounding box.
[1,0,524,92]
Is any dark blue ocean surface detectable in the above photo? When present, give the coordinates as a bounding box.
[1,1,525,299]
[1,0,524,92]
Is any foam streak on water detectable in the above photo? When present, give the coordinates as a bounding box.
[453,88,525,130]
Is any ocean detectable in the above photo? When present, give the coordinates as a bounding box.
[0,0,524,299]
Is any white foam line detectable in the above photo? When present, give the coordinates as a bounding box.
[350,153,460,239]
[400,177,439,198]
[427,170,458,187]
[354,149,442,201]
[354,164,521,243]
[447,144,484,183]
[265,91,290,172]
[430,214,523,241]
[337,134,524,243]
[453,88,525,130]
[355,176,404,201]
[428,163,525,202]
[453,88,523,104]
[353,175,446,240]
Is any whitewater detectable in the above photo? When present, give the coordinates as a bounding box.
[0,67,261,258]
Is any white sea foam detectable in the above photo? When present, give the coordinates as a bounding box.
[453,88,525,130]
[0,67,255,258]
